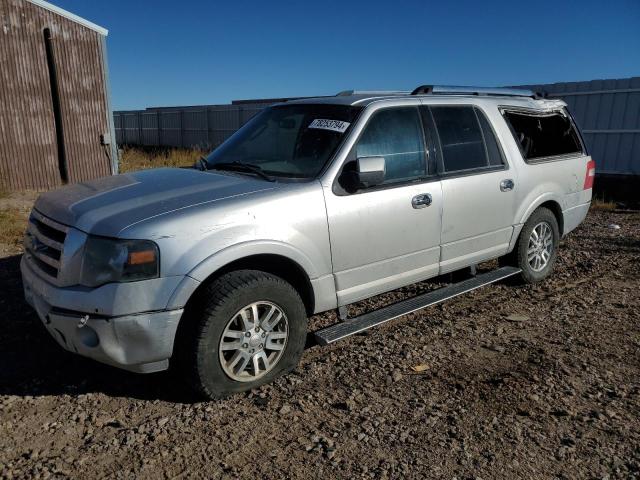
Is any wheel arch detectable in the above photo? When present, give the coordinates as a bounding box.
[508,196,564,255]
[195,254,316,316]
[538,200,564,236]
[168,242,319,317]
[518,194,564,236]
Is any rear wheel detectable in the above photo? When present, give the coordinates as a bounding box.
[503,207,560,284]
[177,270,307,399]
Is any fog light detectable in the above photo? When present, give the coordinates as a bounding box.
[77,325,99,348]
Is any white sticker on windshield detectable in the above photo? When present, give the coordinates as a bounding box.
[308,119,350,133]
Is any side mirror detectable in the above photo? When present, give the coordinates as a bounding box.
[356,156,386,188]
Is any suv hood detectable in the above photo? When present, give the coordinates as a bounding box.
[34,168,275,237]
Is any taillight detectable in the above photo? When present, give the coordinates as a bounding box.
[584,159,595,189]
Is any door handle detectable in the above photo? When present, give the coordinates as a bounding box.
[412,193,432,209]
[500,179,514,192]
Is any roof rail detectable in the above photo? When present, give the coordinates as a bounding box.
[336,90,410,97]
[411,85,537,98]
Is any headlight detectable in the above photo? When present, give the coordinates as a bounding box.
[80,237,159,287]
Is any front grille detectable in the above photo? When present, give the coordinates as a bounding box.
[24,210,68,280]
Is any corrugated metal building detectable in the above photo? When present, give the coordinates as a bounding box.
[114,77,640,177]
[0,0,117,191]
[517,77,640,176]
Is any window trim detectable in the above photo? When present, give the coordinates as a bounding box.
[418,105,439,176]
[332,105,434,196]
[499,106,587,165]
[428,104,509,178]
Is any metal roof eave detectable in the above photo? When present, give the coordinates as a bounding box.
[26,0,108,36]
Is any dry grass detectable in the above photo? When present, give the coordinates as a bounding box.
[0,208,29,251]
[0,192,40,254]
[591,198,617,211]
[118,147,205,173]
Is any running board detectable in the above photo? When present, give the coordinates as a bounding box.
[314,266,521,346]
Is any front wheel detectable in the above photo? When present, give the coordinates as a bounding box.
[176,270,307,399]
[503,207,560,284]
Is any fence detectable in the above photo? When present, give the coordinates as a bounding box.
[113,103,266,150]
[114,76,640,175]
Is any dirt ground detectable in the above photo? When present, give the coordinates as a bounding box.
[0,208,638,479]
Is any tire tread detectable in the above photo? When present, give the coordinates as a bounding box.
[510,207,560,284]
[175,270,305,399]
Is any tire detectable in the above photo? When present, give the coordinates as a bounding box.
[503,207,560,284]
[176,270,307,400]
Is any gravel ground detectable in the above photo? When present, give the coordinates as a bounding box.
[0,208,638,479]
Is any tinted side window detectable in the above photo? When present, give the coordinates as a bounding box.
[476,109,505,167]
[503,109,583,161]
[431,106,491,172]
[356,107,426,185]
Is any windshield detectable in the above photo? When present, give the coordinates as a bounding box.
[205,104,361,179]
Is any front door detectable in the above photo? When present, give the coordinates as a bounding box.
[323,105,442,305]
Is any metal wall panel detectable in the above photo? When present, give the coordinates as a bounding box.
[113,112,124,144]
[0,0,114,191]
[114,103,267,151]
[518,77,640,175]
[122,113,140,145]
[159,111,181,147]
[140,112,159,146]
[183,110,207,147]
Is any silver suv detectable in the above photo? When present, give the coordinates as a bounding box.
[21,86,594,399]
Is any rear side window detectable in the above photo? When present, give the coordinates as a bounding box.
[503,109,583,161]
[431,106,505,173]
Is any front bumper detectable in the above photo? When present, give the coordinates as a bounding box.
[21,257,183,373]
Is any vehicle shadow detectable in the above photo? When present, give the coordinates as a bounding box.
[0,254,197,403]
[0,253,526,402]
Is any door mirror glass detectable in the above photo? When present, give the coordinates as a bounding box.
[356,156,386,188]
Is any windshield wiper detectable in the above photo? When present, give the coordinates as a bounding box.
[194,156,208,171]
[209,161,275,182]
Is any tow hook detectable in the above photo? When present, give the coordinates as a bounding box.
[77,314,90,329]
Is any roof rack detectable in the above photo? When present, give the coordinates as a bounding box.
[411,85,537,98]
[336,90,410,97]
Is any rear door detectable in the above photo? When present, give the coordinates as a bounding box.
[323,105,443,305]
[426,105,517,273]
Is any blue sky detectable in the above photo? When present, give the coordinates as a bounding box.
[53,0,640,111]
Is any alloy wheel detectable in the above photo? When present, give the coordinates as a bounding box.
[527,221,554,272]
[218,301,289,382]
